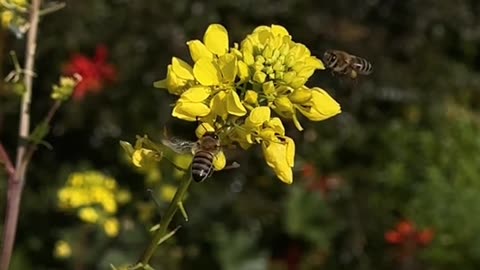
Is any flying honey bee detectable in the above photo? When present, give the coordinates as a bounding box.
[323,50,373,79]
[162,131,239,182]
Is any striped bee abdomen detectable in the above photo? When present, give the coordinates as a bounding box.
[191,151,215,182]
[352,57,373,75]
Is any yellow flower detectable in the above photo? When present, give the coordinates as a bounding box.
[102,198,118,214]
[1,11,14,27]
[132,148,160,168]
[238,24,324,89]
[295,87,341,121]
[261,136,295,184]
[53,240,72,259]
[51,76,78,101]
[103,218,120,237]
[160,184,177,202]
[78,207,100,223]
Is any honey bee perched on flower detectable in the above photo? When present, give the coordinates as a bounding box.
[162,131,239,183]
[323,50,372,79]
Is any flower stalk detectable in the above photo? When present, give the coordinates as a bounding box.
[137,171,193,267]
[0,1,41,269]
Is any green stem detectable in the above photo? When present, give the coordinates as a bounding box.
[138,172,193,266]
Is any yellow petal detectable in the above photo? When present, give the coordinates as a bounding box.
[171,57,195,80]
[219,53,237,83]
[195,122,215,138]
[246,106,271,127]
[244,90,258,105]
[179,86,211,102]
[285,137,295,167]
[213,150,226,170]
[259,129,278,142]
[289,87,312,104]
[237,61,250,82]
[226,91,247,116]
[204,24,229,56]
[297,88,341,121]
[262,81,275,95]
[273,96,294,115]
[266,117,285,135]
[210,91,228,120]
[290,76,308,89]
[193,58,222,86]
[132,148,154,168]
[155,65,188,95]
[187,40,213,62]
[172,102,211,121]
[262,142,293,184]
[253,71,267,83]
[270,24,290,37]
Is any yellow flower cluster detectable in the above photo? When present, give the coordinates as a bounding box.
[155,24,341,184]
[0,0,27,29]
[57,171,131,237]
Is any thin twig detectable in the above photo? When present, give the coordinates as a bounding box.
[0,143,14,177]
[138,172,193,266]
[18,100,61,175]
[39,2,66,16]
[0,0,42,269]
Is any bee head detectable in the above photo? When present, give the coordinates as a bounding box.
[203,132,218,140]
[323,50,337,68]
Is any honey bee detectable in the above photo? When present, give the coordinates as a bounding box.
[323,50,372,79]
[162,131,238,182]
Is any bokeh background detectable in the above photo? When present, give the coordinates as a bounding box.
[1,0,480,269]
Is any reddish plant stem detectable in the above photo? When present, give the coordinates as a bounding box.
[0,144,14,177]
[0,0,42,269]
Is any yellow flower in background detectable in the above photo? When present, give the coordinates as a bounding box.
[160,184,177,202]
[103,218,120,237]
[78,207,100,223]
[1,10,13,27]
[53,240,72,259]
[57,171,128,237]
[116,189,132,204]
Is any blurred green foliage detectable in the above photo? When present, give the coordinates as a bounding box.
[1,0,480,269]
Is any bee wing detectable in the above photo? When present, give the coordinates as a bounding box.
[161,138,197,155]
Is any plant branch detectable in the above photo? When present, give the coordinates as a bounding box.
[0,0,42,269]
[18,100,61,175]
[0,143,14,177]
[138,172,193,266]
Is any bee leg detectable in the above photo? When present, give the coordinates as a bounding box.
[224,161,240,170]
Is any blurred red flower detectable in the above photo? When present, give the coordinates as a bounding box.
[64,45,117,101]
[385,220,434,247]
